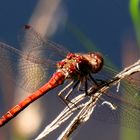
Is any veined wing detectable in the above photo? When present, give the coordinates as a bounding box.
[0,25,70,92]
[90,63,140,129]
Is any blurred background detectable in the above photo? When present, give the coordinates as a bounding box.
[0,0,139,140]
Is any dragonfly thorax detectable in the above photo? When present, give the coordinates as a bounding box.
[57,52,104,79]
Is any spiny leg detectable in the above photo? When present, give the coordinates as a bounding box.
[64,80,81,109]
[79,76,93,96]
[77,80,82,91]
[84,77,88,95]
[88,73,98,85]
[64,80,80,100]
[84,74,100,96]
[76,76,89,96]
[58,80,74,106]
[88,73,108,86]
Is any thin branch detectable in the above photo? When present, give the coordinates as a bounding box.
[35,94,86,140]
[58,94,101,140]
[35,59,140,140]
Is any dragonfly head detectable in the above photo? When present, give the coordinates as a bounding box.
[83,52,104,73]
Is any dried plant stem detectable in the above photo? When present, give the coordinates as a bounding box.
[35,59,140,140]
[58,94,101,140]
[35,94,86,140]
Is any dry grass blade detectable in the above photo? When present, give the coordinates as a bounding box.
[58,94,101,140]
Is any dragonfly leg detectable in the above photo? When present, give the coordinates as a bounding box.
[65,77,89,97]
[79,75,97,96]
[85,77,89,95]
[74,77,89,96]
[64,80,80,100]
[88,73,109,86]
[88,73,98,85]
[58,80,75,106]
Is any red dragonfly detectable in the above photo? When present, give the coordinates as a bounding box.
[0,25,139,128]
[0,25,104,126]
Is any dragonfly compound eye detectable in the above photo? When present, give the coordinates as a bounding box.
[90,52,104,73]
[83,52,104,73]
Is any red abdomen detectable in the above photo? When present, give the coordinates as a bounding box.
[0,71,65,127]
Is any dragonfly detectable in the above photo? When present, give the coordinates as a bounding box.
[0,25,104,127]
[0,25,139,128]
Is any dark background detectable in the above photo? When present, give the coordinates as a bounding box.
[0,0,139,140]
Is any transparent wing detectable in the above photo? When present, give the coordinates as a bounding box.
[90,64,140,129]
[0,26,69,92]
[19,25,69,62]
